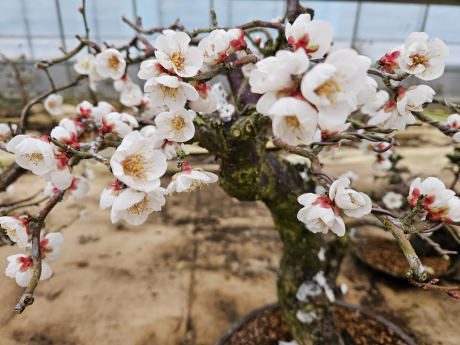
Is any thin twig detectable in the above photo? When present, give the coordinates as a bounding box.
[407,275,460,299]
[15,190,64,314]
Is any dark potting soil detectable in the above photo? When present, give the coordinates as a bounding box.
[223,306,410,345]
[361,237,450,277]
[224,307,292,345]
[333,305,409,345]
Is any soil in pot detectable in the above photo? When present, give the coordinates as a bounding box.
[222,305,412,345]
[224,307,292,345]
[356,237,450,279]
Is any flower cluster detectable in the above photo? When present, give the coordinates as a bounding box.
[249,15,375,154]
[0,214,64,287]
[297,178,372,236]
[407,177,460,223]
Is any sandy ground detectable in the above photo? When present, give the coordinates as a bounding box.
[0,126,459,345]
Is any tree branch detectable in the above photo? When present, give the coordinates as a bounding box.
[183,54,258,82]
[15,190,63,314]
[20,75,87,133]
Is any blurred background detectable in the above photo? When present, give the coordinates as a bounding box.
[0,0,460,99]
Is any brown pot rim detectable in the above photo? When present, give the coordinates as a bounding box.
[214,300,417,345]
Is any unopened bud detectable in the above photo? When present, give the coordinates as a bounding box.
[255,35,262,45]
[178,150,186,159]
[422,286,428,291]
[448,291,460,299]
[429,278,439,285]
[78,6,83,12]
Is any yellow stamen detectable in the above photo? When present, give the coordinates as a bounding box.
[122,150,153,181]
[285,116,303,135]
[127,195,151,215]
[21,153,44,166]
[315,79,342,104]
[411,55,428,69]
[169,51,185,70]
[160,85,177,100]
[108,55,120,70]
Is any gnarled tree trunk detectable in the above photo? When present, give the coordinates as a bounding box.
[193,64,348,343]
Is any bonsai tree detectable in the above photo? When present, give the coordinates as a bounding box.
[0,0,459,343]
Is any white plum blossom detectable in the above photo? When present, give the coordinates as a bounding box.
[58,118,80,135]
[297,193,346,236]
[44,94,64,116]
[301,49,368,123]
[0,123,17,141]
[7,135,56,176]
[100,180,123,210]
[329,178,372,217]
[111,131,168,192]
[445,114,460,130]
[356,74,378,106]
[382,191,403,209]
[155,32,203,77]
[167,162,218,194]
[226,29,247,55]
[74,54,97,75]
[407,177,460,223]
[316,117,350,157]
[285,13,333,59]
[68,176,91,202]
[155,108,195,142]
[444,114,460,142]
[338,171,359,183]
[198,29,230,65]
[188,81,218,113]
[110,187,167,225]
[368,85,434,131]
[268,97,318,146]
[134,95,168,120]
[44,176,90,202]
[250,49,310,115]
[39,232,64,263]
[5,254,53,287]
[144,75,199,111]
[137,60,165,80]
[0,216,29,248]
[120,83,143,107]
[101,112,138,138]
[372,157,392,172]
[96,48,126,80]
[76,100,94,118]
[114,75,134,93]
[361,90,390,116]
[91,101,115,121]
[139,126,189,160]
[398,32,449,81]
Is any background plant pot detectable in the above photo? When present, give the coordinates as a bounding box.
[214,301,418,345]
[352,235,451,279]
